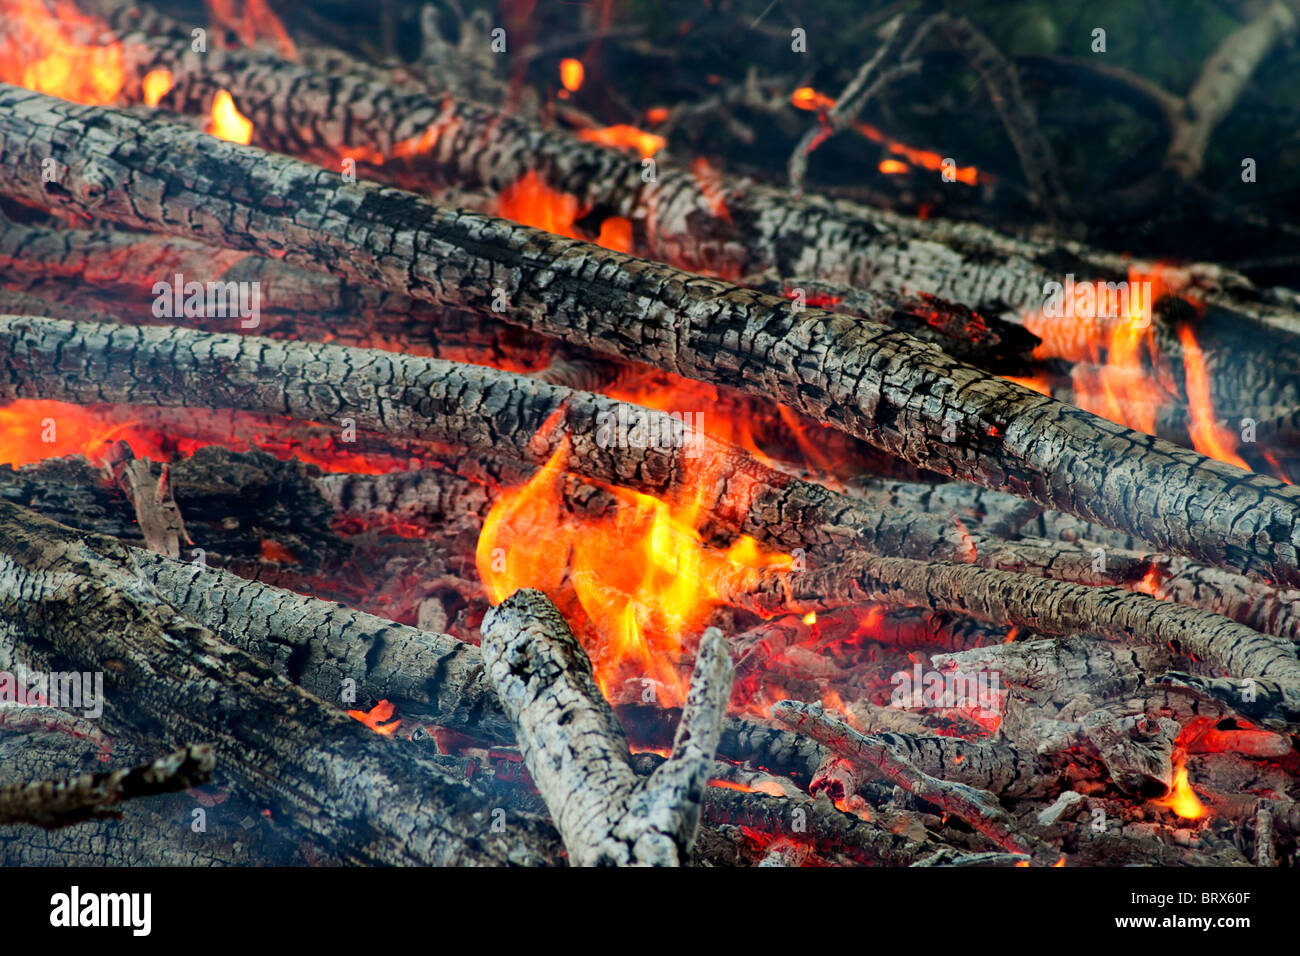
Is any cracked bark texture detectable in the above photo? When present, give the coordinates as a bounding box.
[131,549,515,743]
[481,588,731,866]
[0,214,556,367]
[3,88,1297,588]
[0,500,564,865]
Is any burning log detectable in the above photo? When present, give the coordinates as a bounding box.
[0,500,565,865]
[0,315,1153,587]
[4,89,1300,589]
[64,0,1299,338]
[0,744,213,829]
[480,588,731,866]
[0,213,556,366]
[11,314,1295,694]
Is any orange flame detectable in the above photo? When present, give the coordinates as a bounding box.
[1176,324,1249,469]
[347,699,401,736]
[207,89,254,144]
[559,57,584,92]
[1001,374,1052,397]
[576,124,665,158]
[1151,753,1208,821]
[878,159,909,175]
[476,436,793,707]
[142,68,174,107]
[1022,266,1264,474]
[0,0,125,104]
[1023,266,1179,436]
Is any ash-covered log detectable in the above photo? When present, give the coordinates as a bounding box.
[481,588,731,865]
[0,500,565,865]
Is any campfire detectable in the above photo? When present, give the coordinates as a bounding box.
[0,0,1297,872]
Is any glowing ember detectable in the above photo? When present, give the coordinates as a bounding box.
[0,399,167,466]
[142,68,174,107]
[347,699,401,736]
[476,437,794,707]
[790,86,985,186]
[1151,753,1208,821]
[207,89,254,144]
[496,170,636,253]
[576,124,666,158]
[596,215,634,254]
[0,0,125,104]
[259,539,298,563]
[559,57,584,92]
[496,169,585,238]
[791,86,835,112]
[690,157,732,224]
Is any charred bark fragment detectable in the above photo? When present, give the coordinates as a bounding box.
[2,89,1299,587]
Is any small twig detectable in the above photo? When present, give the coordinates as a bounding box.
[0,744,214,829]
[787,8,938,194]
[937,13,1068,221]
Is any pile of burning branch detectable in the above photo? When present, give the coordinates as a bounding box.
[0,0,1298,867]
